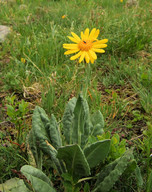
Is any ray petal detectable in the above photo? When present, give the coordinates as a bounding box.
[90,58,95,64]
[79,51,85,63]
[92,44,107,48]
[93,29,100,40]
[81,31,86,40]
[63,44,78,49]
[70,51,82,60]
[85,52,90,63]
[93,39,108,44]
[64,49,79,55]
[92,48,105,53]
[68,36,79,43]
[89,28,96,40]
[89,50,97,60]
[84,28,89,38]
[71,32,81,42]
[88,51,95,63]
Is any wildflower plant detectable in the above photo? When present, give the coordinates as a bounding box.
[63,28,108,97]
[18,29,142,192]
[6,95,29,144]
[63,28,108,64]
[19,95,141,192]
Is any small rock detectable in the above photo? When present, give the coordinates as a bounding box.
[0,0,16,3]
[126,0,138,7]
[0,25,11,42]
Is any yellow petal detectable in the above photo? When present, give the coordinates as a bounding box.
[79,51,85,63]
[71,32,81,42]
[92,48,105,53]
[94,39,108,44]
[89,28,96,40]
[64,49,79,55]
[88,51,95,63]
[89,50,97,60]
[93,29,100,40]
[81,31,85,40]
[85,52,90,63]
[63,44,78,49]
[70,51,82,60]
[67,36,79,43]
[92,44,107,48]
[84,28,89,38]
[90,58,95,64]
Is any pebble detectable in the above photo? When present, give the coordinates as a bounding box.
[0,25,11,42]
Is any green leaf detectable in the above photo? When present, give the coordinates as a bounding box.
[95,158,120,186]
[124,159,137,175]
[0,178,30,192]
[28,130,43,169]
[146,169,152,192]
[62,97,77,144]
[32,106,63,174]
[6,104,16,118]
[84,140,111,168]
[48,114,62,149]
[90,110,104,136]
[21,165,56,192]
[72,94,90,147]
[57,144,90,179]
[93,150,134,192]
[84,182,90,192]
[61,173,73,182]
[135,166,143,188]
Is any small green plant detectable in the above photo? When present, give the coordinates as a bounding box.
[97,131,127,161]
[3,71,22,92]
[132,84,152,114]
[0,143,27,183]
[19,94,141,192]
[138,122,152,192]
[6,95,29,144]
[138,122,152,159]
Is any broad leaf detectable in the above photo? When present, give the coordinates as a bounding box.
[72,94,90,147]
[84,140,111,168]
[21,165,56,192]
[0,178,30,192]
[146,169,152,192]
[32,106,63,174]
[135,166,143,188]
[62,97,77,144]
[90,111,104,136]
[57,144,90,179]
[28,130,42,169]
[93,150,134,192]
[48,114,62,149]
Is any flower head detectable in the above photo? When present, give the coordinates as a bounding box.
[21,58,26,63]
[63,28,108,64]
[62,15,66,19]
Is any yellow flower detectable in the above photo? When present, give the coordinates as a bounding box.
[21,58,26,63]
[63,28,108,64]
[120,0,123,2]
[62,15,66,19]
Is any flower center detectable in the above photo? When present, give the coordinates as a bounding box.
[78,40,92,51]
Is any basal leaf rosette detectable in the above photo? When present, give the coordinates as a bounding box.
[63,28,108,64]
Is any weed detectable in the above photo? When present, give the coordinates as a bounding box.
[6,95,29,144]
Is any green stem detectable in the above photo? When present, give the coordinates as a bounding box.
[84,63,91,98]
[17,122,22,144]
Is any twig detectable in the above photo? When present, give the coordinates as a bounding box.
[130,134,143,141]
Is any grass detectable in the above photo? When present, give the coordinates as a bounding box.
[0,0,152,190]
